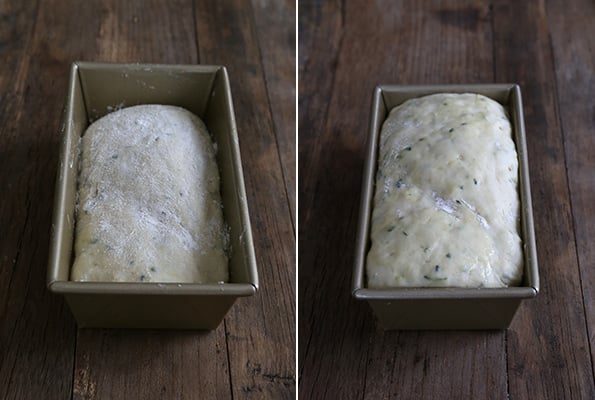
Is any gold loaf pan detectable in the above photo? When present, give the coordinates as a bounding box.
[352,84,539,330]
[48,62,258,330]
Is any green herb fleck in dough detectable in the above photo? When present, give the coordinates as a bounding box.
[367,93,521,289]
[395,179,403,188]
[424,275,448,281]
[150,267,156,272]
[71,105,230,284]
[405,146,412,151]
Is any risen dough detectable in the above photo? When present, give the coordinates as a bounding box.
[71,105,229,283]
[366,93,523,288]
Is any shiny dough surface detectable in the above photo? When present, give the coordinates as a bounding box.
[366,93,523,288]
[71,105,229,283]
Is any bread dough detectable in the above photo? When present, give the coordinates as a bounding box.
[71,105,229,283]
[366,93,523,288]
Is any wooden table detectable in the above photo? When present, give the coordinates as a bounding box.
[299,0,594,399]
[0,1,295,399]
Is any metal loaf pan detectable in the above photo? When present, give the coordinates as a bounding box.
[48,62,258,330]
[352,84,539,330]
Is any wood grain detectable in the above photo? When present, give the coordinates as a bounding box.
[297,0,344,380]
[0,0,84,399]
[299,1,508,399]
[364,331,506,400]
[298,1,374,397]
[0,0,295,398]
[359,1,509,398]
[194,0,296,398]
[60,1,234,398]
[546,0,595,370]
[493,1,595,398]
[299,0,595,399]
[94,0,198,64]
[251,0,297,224]
[73,330,231,399]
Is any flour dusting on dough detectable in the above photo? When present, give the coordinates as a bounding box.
[71,104,229,283]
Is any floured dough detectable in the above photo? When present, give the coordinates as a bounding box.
[71,104,229,283]
[366,93,523,288]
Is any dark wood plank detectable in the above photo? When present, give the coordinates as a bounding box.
[73,330,230,399]
[298,1,509,399]
[93,0,197,63]
[0,1,88,399]
[493,0,595,398]
[365,331,506,400]
[299,1,396,395]
[195,0,296,398]
[297,0,344,379]
[546,0,595,370]
[360,1,509,398]
[251,0,297,225]
[60,1,235,399]
[1,0,296,399]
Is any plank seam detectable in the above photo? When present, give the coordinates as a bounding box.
[504,331,510,400]
[223,319,235,400]
[249,0,296,234]
[191,0,201,63]
[359,332,376,400]
[488,1,496,81]
[2,191,30,315]
[3,192,32,354]
[298,0,346,389]
[298,314,315,383]
[545,24,595,387]
[4,198,34,400]
[70,329,79,400]
[490,3,511,398]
